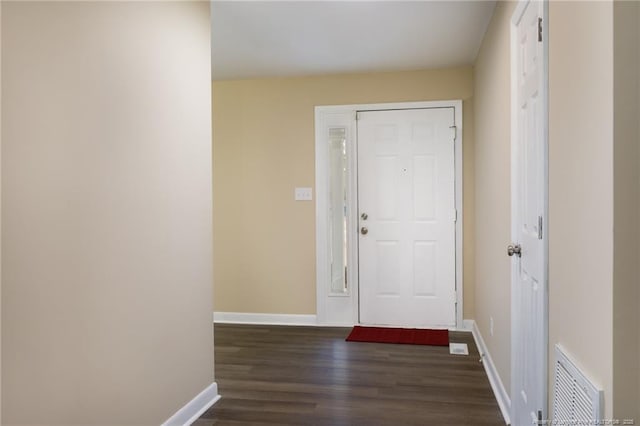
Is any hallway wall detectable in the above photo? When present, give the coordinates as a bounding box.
[613,0,640,420]
[1,2,214,424]
[549,1,615,418]
[473,0,515,397]
[474,1,619,419]
[0,2,3,421]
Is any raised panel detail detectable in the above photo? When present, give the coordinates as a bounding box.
[411,123,435,150]
[519,104,528,233]
[413,155,436,221]
[375,124,398,144]
[526,93,540,238]
[376,241,400,296]
[413,241,436,296]
[376,156,398,220]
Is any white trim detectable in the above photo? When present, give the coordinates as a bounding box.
[541,4,550,421]
[462,319,475,332]
[315,110,359,326]
[446,319,474,333]
[468,320,511,425]
[315,100,464,329]
[452,101,464,330]
[213,312,318,326]
[161,382,220,426]
[318,100,463,112]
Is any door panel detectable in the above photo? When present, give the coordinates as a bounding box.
[375,156,399,220]
[413,156,437,220]
[512,1,546,424]
[413,241,436,296]
[358,108,456,327]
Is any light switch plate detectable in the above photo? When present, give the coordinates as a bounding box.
[295,187,313,201]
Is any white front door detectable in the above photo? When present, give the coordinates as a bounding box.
[357,108,456,328]
[511,1,547,424]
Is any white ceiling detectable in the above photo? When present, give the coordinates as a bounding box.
[211,1,496,81]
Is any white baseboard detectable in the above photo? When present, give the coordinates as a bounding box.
[468,320,511,425]
[447,319,474,332]
[462,319,475,332]
[213,313,475,330]
[213,311,318,326]
[161,382,220,426]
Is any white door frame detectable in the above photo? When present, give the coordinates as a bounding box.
[315,100,463,328]
[510,0,549,422]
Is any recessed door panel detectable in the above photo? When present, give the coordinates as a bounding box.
[375,156,399,221]
[413,156,436,221]
[376,241,401,296]
[413,241,436,297]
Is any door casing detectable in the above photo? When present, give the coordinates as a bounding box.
[315,100,463,328]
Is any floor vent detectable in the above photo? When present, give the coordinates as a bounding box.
[553,345,603,423]
[449,343,468,355]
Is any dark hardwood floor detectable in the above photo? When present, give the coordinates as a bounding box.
[196,324,504,425]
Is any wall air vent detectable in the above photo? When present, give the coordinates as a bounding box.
[552,345,603,423]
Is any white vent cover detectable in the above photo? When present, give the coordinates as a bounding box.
[449,343,469,355]
[553,345,603,423]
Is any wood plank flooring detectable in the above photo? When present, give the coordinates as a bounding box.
[196,324,504,425]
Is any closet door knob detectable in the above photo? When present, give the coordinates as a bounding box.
[507,244,522,257]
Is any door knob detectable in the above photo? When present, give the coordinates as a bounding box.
[507,244,522,257]
[361,227,368,235]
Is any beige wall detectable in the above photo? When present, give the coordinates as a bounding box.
[549,0,614,418]
[613,1,640,420]
[0,1,3,421]
[212,68,475,317]
[473,0,515,395]
[1,2,214,424]
[474,1,622,418]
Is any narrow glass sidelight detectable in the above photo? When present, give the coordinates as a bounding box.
[328,127,348,295]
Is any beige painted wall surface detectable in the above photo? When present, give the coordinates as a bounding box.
[613,0,640,420]
[0,1,3,421]
[2,2,214,424]
[549,1,614,418]
[472,0,515,395]
[213,68,475,317]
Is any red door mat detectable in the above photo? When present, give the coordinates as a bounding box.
[346,326,449,346]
